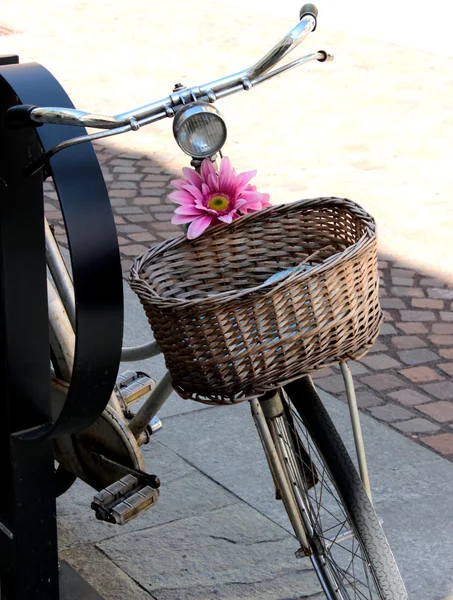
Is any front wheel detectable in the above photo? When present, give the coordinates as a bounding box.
[253,377,408,600]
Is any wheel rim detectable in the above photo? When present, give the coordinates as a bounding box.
[273,401,383,600]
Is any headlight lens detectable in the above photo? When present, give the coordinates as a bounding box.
[173,102,227,159]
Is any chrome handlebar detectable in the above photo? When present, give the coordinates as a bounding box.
[248,14,316,80]
[12,9,333,167]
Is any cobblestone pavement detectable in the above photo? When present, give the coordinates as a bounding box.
[43,144,180,276]
[42,142,453,463]
[2,2,453,455]
[313,259,453,458]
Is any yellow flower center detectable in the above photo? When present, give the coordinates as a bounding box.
[208,195,230,211]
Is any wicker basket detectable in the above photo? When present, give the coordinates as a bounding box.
[129,197,383,405]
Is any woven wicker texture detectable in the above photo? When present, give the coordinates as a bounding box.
[130,197,382,404]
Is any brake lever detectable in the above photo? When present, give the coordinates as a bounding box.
[252,50,333,87]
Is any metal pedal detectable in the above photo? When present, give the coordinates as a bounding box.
[116,370,155,406]
[91,473,159,525]
[148,416,163,435]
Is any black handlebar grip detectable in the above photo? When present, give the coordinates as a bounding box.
[7,104,41,128]
[300,3,318,30]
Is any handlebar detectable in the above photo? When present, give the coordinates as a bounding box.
[247,10,316,81]
[299,4,318,30]
[8,4,332,167]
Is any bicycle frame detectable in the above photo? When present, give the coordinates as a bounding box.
[46,218,171,441]
[39,2,371,502]
[47,201,372,502]
[1,4,412,594]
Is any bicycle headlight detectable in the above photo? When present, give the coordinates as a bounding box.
[173,101,227,159]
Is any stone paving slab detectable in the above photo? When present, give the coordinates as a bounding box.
[145,575,323,600]
[98,504,321,599]
[153,389,453,600]
[63,545,152,600]
[57,439,238,549]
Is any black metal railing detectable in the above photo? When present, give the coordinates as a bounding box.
[0,56,123,600]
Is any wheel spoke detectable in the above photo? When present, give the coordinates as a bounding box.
[270,394,383,599]
[288,411,351,521]
[280,419,349,524]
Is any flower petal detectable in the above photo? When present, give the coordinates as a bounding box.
[187,215,213,239]
[175,205,203,216]
[172,213,197,225]
[170,178,191,191]
[239,190,264,202]
[201,183,211,197]
[182,167,203,189]
[186,185,205,204]
[208,173,219,191]
[218,157,232,187]
[219,156,231,175]
[234,199,247,209]
[218,213,234,224]
[261,193,272,207]
[201,159,216,183]
[168,190,194,205]
[239,202,262,213]
[234,169,257,191]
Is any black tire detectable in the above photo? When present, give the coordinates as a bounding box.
[274,376,408,599]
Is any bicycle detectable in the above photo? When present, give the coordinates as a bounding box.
[5,4,408,599]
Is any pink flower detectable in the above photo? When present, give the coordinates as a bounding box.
[169,157,271,239]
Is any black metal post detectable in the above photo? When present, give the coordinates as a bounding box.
[0,56,59,600]
[0,57,123,599]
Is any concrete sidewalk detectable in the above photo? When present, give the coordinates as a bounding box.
[57,284,453,600]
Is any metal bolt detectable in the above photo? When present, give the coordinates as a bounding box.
[241,77,252,91]
[129,117,140,131]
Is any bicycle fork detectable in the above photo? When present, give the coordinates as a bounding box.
[250,392,349,600]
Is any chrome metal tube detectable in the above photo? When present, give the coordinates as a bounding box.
[47,278,75,381]
[46,249,124,416]
[339,361,372,501]
[115,99,177,124]
[252,51,327,86]
[28,16,322,131]
[22,17,331,164]
[45,218,76,329]
[247,16,316,81]
[121,341,161,362]
[275,417,345,600]
[30,107,121,129]
[36,110,169,164]
[250,397,310,551]
[129,372,172,439]
[41,123,135,163]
